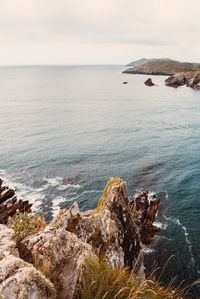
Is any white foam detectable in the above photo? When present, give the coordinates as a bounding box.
[0,169,43,212]
[165,216,195,266]
[154,221,167,230]
[44,177,81,191]
[147,191,156,204]
[165,190,169,201]
[52,195,67,218]
[58,184,81,191]
[142,246,155,254]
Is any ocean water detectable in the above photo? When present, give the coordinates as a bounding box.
[0,65,200,296]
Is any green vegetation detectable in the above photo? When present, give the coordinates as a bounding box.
[78,257,183,299]
[8,212,46,242]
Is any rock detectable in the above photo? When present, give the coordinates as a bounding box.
[19,226,95,299]
[129,191,160,245]
[0,179,32,224]
[0,225,56,299]
[0,225,19,259]
[123,81,128,84]
[165,73,186,87]
[16,177,160,298]
[55,178,142,273]
[186,73,200,88]
[165,71,200,89]
[0,255,56,299]
[144,78,155,86]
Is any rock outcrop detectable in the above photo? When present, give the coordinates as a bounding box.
[165,71,200,89]
[0,179,32,224]
[0,177,160,299]
[19,227,95,299]
[0,225,56,299]
[144,78,155,86]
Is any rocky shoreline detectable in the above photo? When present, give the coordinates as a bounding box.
[165,71,200,89]
[0,177,162,299]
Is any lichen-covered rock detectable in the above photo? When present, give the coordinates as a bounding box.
[53,178,143,274]
[0,225,56,299]
[0,255,56,299]
[19,226,95,299]
[0,225,19,259]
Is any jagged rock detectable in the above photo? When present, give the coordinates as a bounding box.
[130,191,160,245]
[186,73,200,88]
[0,179,32,224]
[17,177,160,299]
[0,255,56,299]
[144,78,155,86]
[0,225,56,299]
[165,71,200,89]
[165,73,186,87]
[52,178,143,274]
[19,226,95,299]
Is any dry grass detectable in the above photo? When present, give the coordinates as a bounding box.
[8,212,46,242]
[78,256,186,299]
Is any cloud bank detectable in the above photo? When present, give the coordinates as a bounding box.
[0,0,200,64]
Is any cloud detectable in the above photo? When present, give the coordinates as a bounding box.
[0,0,200,64]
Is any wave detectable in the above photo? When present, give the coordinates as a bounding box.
[44,177,81,191]
[52,195,68,218]
[0,169,43,211]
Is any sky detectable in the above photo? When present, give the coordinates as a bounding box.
[0,0,200,65]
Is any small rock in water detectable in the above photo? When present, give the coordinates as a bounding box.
[144,78,155,86]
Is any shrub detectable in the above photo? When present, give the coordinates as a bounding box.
[8,212,46,242]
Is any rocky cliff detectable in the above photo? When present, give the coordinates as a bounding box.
[0,177,161,299]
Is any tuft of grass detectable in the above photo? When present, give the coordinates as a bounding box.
[78,256,185,299]
[8,212,46,242]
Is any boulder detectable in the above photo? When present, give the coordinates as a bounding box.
[144,78,155,86]
[19,226,95,299]
[0,255,56,299]
[0,225,56,299]
[165,73,186,87]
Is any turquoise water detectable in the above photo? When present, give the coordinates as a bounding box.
[0,65,200,296]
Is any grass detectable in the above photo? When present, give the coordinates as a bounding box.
[78,256,189,299]
[8,212,46,242]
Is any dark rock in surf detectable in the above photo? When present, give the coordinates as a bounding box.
[144,78,155,86]
[0,179,32,223]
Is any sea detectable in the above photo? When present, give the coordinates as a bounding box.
[0,65,200,297]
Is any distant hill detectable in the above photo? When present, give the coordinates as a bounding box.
[124,58,200,76]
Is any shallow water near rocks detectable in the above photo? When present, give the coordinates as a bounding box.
[0,65,200,296]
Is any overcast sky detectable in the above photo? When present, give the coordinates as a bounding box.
[1,0,200,65]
